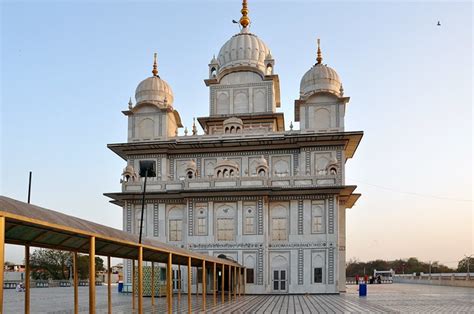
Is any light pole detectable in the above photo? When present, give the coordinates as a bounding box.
[465,255,472,278]
[138,162,156,244]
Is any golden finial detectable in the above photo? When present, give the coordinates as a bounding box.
[240,0,250,28]
[152,53,158,76]
[316,38,323,65]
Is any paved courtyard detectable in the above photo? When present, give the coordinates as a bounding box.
[3,283,473,313]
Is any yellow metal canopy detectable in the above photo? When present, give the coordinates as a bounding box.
[0,196,240,267]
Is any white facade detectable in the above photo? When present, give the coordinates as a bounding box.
[106,2,362,295]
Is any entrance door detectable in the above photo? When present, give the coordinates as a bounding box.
[172,269,181,292]
[272,269,287,292]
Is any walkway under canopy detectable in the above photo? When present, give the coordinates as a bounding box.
[0,196,245,314]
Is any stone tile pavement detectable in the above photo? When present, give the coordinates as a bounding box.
[3,283,474,313]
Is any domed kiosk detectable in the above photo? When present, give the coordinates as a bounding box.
[295,39,349,132]
[123,53,182,142]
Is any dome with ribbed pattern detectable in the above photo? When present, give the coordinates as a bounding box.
[217,28,271,77]
[135,76,174,107]
[300,63,342,98]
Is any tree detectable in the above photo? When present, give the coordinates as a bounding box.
[29,249,106,280]
[30,249,70,280]
[76,255,105,280]
[346,257,455,277]
[457,256,473,273]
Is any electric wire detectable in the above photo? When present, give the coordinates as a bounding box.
[347,177,472,202]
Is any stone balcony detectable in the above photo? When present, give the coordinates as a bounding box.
[122,175,338,192]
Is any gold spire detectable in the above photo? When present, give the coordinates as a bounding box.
[152,53,158,76]
[316,38,323,64]
[240,0,250,28]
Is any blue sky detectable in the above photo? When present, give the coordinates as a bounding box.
[1,0,472,266]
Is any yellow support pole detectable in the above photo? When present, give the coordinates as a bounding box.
[138,247,143,314]
[195,266,199,297]
[187,257,191,314]
[25,245,30,314]
[89,236,96,314]
[240,267,243,296]
[167,253,172,314]
[237,267,240,298]
[178,264,181,302]
[221,264,225,303]
[107,256,111,314]
[132,259,135,310]
[151,262,155,306]
[228,265,231,301]
[202,260,206,311]
[73,251,78,314]
[243,267,246,295]
[0,216,5,314]
[234,266,237,301]
[213,263,217,306]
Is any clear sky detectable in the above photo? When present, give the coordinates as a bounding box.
[1,0,472,268]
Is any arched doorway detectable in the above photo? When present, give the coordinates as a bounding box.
[271,255,288,292]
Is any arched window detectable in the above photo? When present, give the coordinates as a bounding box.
[230,126,235,133]
[215,205,235,241]
[329,167,337,175]
[211,67,217,78]
[229,169,234,177]
[225,127,229,134]
[217,170,221,177]
[223,169,228,177]
[258,169,266,176]
[266,64,273,75]
[311,201,325,233]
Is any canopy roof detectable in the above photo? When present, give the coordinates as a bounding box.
[0,196,240,268]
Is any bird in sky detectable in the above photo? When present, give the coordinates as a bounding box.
[437,21,441,26]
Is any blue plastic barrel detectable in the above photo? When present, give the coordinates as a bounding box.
[359,283,367,296]
[118,281,123,293]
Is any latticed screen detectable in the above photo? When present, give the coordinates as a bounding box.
[217,218,234,240]
[312,216,323,233]
[244,216,255,234]
[169,220,182,241]
[197,217,207,235]
[272,218,287,240]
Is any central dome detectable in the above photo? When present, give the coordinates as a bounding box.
[217,28,271,77]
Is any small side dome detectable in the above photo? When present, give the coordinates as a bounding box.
[223,117,243,134]
[135,76,174,106]
[300,64,341,98]
[255,156,268,177]
[121,164,138,182]
[214,158,240,178]
[185,159,197,171]
[256,155,268,168]
[185,159,197,179]
[299,39,342,98]
[134,53,174,107]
